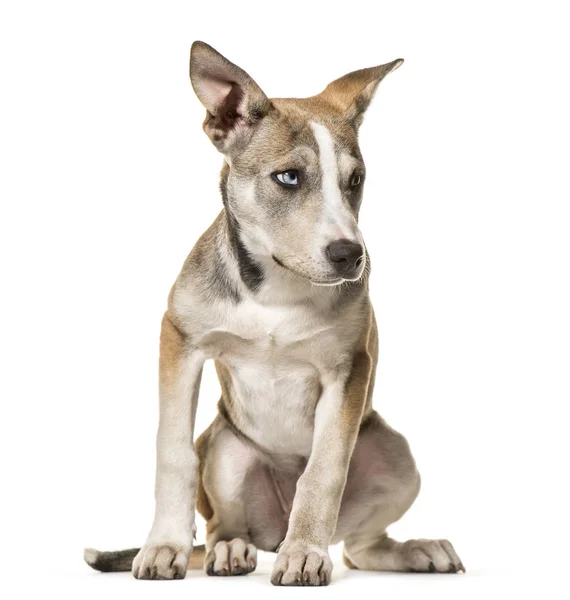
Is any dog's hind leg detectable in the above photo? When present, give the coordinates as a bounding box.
[197,417,286,576]
[196,421,256,576]
[335,411,465,574]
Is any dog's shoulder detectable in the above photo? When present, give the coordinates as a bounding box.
[167,211,239,331]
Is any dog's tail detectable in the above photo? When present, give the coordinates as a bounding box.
[83,545,206,573]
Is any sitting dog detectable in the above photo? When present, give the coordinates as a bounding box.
[84,41,464,586]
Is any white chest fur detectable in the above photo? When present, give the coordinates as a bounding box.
[197,298,341,455]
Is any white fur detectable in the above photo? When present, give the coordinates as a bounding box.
[143,350,204,547]
[203,297,337,455]
[313,379,344,439]
[310,121,358,243]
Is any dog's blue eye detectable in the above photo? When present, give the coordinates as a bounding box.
[274,170,299,187]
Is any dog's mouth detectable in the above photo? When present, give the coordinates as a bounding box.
[272,255,360,287]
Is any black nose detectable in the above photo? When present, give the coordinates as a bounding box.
[326,239,364,276]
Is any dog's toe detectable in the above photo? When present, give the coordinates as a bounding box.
[205,539,257,576]
[271,544,332,586]
[132,544,189,580]
[401,539,465,573]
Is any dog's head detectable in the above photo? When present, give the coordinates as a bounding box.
[190,42,402,287]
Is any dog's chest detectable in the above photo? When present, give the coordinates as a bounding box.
[201,299,337,362]
[198,299,344,454]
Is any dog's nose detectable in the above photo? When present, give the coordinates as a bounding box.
[326,239,364,276]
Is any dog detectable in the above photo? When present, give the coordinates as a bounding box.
[84,41,464,586]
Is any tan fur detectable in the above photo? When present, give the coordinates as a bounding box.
[315,61,404,127]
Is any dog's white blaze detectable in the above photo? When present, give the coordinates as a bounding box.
[311,122,342,212]
[310,121,355,240]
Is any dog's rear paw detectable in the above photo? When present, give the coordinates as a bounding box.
[401,539,465,573]
[205,539,257,576]
[132,544,190,580]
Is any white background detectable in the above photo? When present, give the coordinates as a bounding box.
[1,1,569,598]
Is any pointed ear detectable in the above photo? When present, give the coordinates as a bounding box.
[189,41,273,153]
[315,59,404,129]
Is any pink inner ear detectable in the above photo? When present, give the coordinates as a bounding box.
[195,76,233,113]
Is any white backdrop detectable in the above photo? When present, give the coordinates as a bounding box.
[1,1,569,598]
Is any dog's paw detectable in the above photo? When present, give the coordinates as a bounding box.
[132,544,190,580]
[205,538,257,576]
[271,542,333,586]
[401,539,465,573]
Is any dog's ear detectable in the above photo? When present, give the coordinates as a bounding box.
[190,41,273,153]
[315,59,404,130]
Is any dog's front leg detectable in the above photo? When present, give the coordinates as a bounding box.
[271,352,372,587]
[132,313,204,580]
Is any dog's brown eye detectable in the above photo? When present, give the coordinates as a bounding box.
[350,173,361,187]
